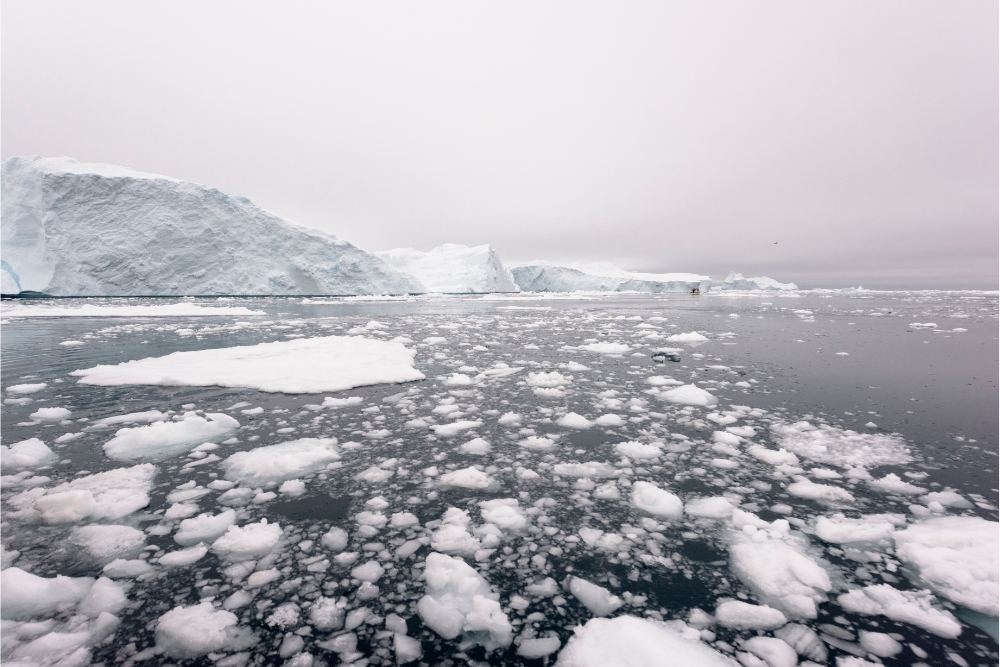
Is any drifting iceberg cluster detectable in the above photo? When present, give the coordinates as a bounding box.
[510,261,712,294]
[719,271,798,291]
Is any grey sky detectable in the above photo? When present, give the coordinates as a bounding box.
[3,1,997,288]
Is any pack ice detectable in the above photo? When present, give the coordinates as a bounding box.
[0,156,423,296]
[718,271,798,291]
[509,260,711,293]
[376,244,519,293]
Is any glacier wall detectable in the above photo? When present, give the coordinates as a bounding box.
[719,271,798,291]
[1,156,425,296]
[376,244,518,293]
[509,261,711,293]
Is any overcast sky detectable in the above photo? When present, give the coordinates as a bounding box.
[3,1,997,288]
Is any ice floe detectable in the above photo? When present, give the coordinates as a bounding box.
[103,411,238,461]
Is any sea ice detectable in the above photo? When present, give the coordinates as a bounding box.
[72,335,425,394]
[4,303,266,317]
[714,600,787,630]
[566,577,622,616]
[416,552,512,650]
[103,412,238,461]
[770,421,911,469]
[11,463,155,524]
[893,516,999,616]
[175,510,237,546]
[813,513,904,544]
[0,568,94,620]
[554,615,735,666]
[69,524,146,561]
[685,496,736,519]
[155,602,249,658]
[658,384,719,406]
[439,467,492,490]
[615,441,662,460]
[211,519,283,561]
[838,584,962,638]
[221,438,340,486]
[630,481,683,519]
[556,412,592,429]
[28,407,71,421]
[1,438,58,470]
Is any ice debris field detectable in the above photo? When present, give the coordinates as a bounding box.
[0,292,997,667]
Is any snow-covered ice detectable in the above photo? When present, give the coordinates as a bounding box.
[221,437,340,487]
[72,335,425,393]
[103,412,238,461]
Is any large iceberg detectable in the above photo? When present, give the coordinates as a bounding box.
[1,156,424,296]
[509,261,711,293]
[375,244,518,293]
[718,270,797,291]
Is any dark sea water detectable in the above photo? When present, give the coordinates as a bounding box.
[1,291,997,667]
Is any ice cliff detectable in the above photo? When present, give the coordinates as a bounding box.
[719,270,798,291]
[376,244,518,293]
[509,261,711,293]
[0,156,424,296]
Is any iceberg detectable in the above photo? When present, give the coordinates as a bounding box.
[1,156,423,296]
[376,244,518,293]
[718,270,797,291]
[509,260,711,293]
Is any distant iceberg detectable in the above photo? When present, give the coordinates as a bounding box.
[376,244,518,293]
[1,156,424,296]
[718,270,798,291]
[509,261,711,294]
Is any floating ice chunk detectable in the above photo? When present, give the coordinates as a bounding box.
[519,436,556,452]
[712,430,742,446]
[73,335,425,394]
[93,409,168,427]
[103,412,239,461]
[665,331,709,343]
[155,602,247,658]
[714,600,786,630]
[390,512,420,528]
[773,623,827,663]
[868,473,925,495]
[351,561,385,583]
[685,496,736,519]
[787,478,855,503]
[577,342,630,354]
[16,463,156,523]
[79,576,128,617]
[479,499,528,531]
[221,438,339,487]
[518,636,562,658]
[440,466,493,489]
[646,376,683,386]
[323,396,364,408]
[355,466,394,483]
[858,631,902,657]
[0,567,94,620]
[247,568,281,588]
[770,421,911,468]
[211,519,282,562]
[566,361,590,371]
[70,524,146,561]
[727,425,756,438]
[557,412,592,429]
[102,558,154,578]
[431,420,483,438]
[321,526,349,551]
[279,479,306,496]
[729,529,832,619]
[498,412,522,426]
[6,383,47,394]
[443,373,474,386]
[711,458,739,470]
[595,414,625,426]
[175,510,237,546]
[658,384,718,406]
[395,633,423,663]
[527,372,570,388]
[567,577,622,617]
[460,437,491,455]
[423,336,447,344]
[630,481,682,519]
[159,544,209,568]
[29,407,72,421]
[614,441,661,460]
[417,552,512,650]
[554,461,616,478]
[526,577,560,597]
[921,489,973,508]
[893,516,999,616]
[1,438,58,470]
[745,445,795,467]
[743,636,798,667]
[555,615,736,667]
[814,514,904,544]
[837,584,962,638]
